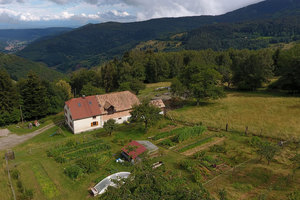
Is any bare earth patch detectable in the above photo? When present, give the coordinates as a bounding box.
[182,137,226,156]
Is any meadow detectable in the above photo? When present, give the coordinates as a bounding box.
[168,91,300,140]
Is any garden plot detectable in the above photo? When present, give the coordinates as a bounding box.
[47,138,112,179]
[153,126,207,149]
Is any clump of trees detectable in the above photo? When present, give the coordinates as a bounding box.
[0,70,71,126]
[101,162,213,200]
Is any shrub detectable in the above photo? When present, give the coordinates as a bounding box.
[64,165,83,179]
[248,136,262,147]
[19,189,34,200]
[76,156,99,174]
[11,169,20,180]
[179,160,195,172]
[209,145,227,153]
[193,170,203,183]
[194,151,206,159]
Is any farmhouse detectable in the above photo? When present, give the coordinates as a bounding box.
[64,91,165,134]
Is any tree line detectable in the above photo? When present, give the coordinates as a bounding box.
[1,44,299,126]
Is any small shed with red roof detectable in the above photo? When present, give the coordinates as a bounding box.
[121,141,147,162]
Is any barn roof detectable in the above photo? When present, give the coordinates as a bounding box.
[150,99,166,109]
[122,141,147,160]
[65,96,101,120]
[96,91,140,114]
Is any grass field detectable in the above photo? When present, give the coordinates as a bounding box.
[0,83,299,200]
[168,91,300,140]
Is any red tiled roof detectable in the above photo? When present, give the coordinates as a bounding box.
[65,96,102,120]
[122,141,147,160]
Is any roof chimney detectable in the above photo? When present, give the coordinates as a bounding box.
[82,95,85,98]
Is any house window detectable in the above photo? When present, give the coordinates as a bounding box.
[93,116,96,119]
[118,117,122,120]
[91,121,99,127]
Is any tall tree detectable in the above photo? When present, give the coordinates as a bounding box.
[56,80,73,100]
[20,72,49,119]
[0,69,20,125]
[180,63,224,105]
[231,50,274,90]
[130,100,161,131]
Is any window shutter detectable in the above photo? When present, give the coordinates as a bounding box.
[91,123,93,127]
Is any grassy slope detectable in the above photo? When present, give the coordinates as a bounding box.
[168,91,300,140]
[0,53,64,81]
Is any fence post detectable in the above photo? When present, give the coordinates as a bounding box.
[226,123,228,132]
[245,126,248,136]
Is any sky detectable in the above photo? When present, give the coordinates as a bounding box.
[0,0,264,28]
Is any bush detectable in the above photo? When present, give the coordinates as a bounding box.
[11,169,20,180]
[64,165,83,179]
[248,136,262,147]
[193,170,203,183]
[19,189,34,200]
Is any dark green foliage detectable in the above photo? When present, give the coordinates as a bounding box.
[19,72,49,119]
[0,69,20,125]
[231,49,274,90]
[64,165,83,179]
[130,100,162,131]
[103,119,117,136]
[270,44,300,93]
[129,79,146,95]
[11,169,20,180]
[70,68,102,96]
[81,83,105,96]
[101,162,213,200]
[180,62,225,105]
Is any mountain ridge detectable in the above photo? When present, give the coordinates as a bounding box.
[17,0,300,72]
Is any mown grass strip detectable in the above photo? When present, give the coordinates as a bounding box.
[178,136,214,153]
[32,164,59,199]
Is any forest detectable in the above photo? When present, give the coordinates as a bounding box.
[1,44,299,126]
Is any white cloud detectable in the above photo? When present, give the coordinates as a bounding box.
[0,0,264,28]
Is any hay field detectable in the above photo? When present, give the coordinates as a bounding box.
[168,92,300,140]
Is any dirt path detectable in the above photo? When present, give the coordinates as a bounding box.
[0,123,56,151]
[182,137,226,156]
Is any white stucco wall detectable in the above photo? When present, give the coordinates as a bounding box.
[73,115,102,134]
[64,105,74,132]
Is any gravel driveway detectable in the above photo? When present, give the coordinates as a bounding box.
[0,123,56,151]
